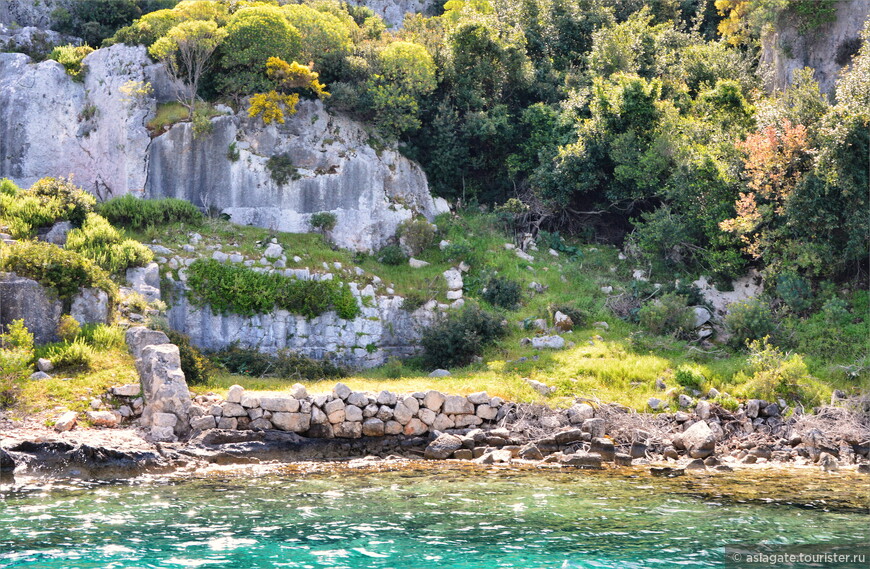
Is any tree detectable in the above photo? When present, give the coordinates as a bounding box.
[365,41,437,137]
[215,6,303,97]
[719,121,812,270]
[150,20,226,117]
[281,4,354,81]
[248,57,330,125]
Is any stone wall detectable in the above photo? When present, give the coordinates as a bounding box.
[189,382,509,441]
[0,272,109,343]
[167,279,435,368]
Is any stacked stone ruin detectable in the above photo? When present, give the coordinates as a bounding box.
[188,383,509,440]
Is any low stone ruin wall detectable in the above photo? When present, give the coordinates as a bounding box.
[188,382,509,441]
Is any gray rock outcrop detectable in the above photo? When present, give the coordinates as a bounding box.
[0,273,110,343]
[0,273,62,344]
[0,45,445,253]
[146,100,446,252]
[759,0,869,96]
[0,44,168,198]
[0,0,73,28]
[348,0,437,28]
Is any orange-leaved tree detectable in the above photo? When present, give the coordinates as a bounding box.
[719,120,812,267]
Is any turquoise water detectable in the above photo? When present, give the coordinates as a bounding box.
[1,464,868,568]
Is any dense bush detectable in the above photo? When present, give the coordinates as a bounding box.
[186,259,360,320]
[266,154,300,185]
[638,293,695,338]
[420,306,507,369]
[210,345,346,381]
[725,298,777,349]
[733,337,822,403]
[57,314,82,343]
[0,241,117,302]
[674,365,705,390]
[0,320,34,408]
[310,211,337,232]
[65,213,153,274]
[164,328,212,386]
[97,195,203,230]
[481,276,523,310]
[49,44,94,80]
[79,323,126,350]
[46,338,94,370]
[377,244,407,266]
[0,177,95,238]
[397,218,436,256]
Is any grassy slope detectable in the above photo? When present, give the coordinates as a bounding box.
[131,211,862,410]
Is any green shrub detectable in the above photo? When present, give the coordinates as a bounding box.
[0,240,117,303]
[48,44,94,81]
[785,296,868,362]
[28,177,95,227]
[310,211,337,232]
[0,177,96,238]
[734,337,824,404]
[227,142,240,162]
[441,239,473,263]
[211,345,346,381]
[420,306,507,369]
[638,293,694,337]
[397,218,436,255]
[378,244,407,266]
[481,276,523,310]
[164,329,212,386]
[97,195,203,230]
[725,298,777,348]
[80,324,125,350]
[0,319,34,407]
[1,319,34,351]
[775,272,813,314]
[674,365,705,390]
[57,315,82,343]
[186,259,360,320]
[65,213,153,274]
[266,154,301,185]
[383,356,404,379]
[46,338,94,370]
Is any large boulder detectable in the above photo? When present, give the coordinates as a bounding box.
[678,420,717,459]
[146,100,445,253]
[125,327,171,360]
[424,433,463,460]
[0,273,62,344]
[0,0,74,28]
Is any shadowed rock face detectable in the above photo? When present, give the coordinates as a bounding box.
[760,0,869,96]
[0,0,73,29]
[146,100,445,252]
[346,0,438,28]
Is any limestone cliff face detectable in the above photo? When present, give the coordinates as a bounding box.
[0,44,167,198]
[348,0,438,28]
[0,44,445,252]
[0,0,72,28]
[146,100,447,252]
[760,0,869,96]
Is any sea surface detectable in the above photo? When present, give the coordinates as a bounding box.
[1,463,868,568]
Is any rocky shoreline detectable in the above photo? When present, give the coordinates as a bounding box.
[3,394,868,482]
